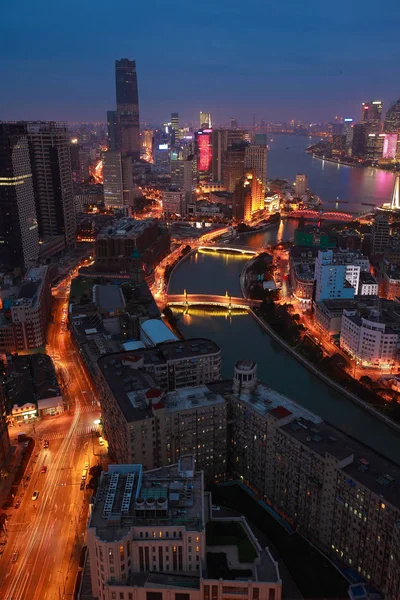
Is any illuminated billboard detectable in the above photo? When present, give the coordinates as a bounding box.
[198,133,212,172]
[158,144,168,150]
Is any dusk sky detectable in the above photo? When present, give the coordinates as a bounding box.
[1,0,400,125]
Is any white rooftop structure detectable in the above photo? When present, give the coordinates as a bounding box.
[140,319,179,347]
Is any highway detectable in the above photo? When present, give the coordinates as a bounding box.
[0,271,102,600]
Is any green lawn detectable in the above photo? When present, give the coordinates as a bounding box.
[206,520,257,562]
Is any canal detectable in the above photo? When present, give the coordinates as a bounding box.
[169,250,400,464]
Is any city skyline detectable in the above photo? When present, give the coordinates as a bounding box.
[1,0,400,123]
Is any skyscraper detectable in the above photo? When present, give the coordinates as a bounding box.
[0,123,39,271]
[199,111,212,129]
[27,121,76,248]
[197,129,212,174]
[222,142,248,192]
[171,112,179,132]
[361,100,383,133]
[103,151,133,210]
[352,123,368,157]
[107,110,118,151]
[115,59,140,160]
[245,142,268,187]
[384,98,400,133]
[232,170,263,222]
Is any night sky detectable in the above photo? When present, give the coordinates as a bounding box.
[1,0,400,125]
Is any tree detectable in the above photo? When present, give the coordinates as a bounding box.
[359,375,373,387]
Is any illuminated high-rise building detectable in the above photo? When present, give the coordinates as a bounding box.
[171,112,179,132]
[232,170,263,222]
[197,129,212,174]
[245,142,268,187]
[384,98,400,133]
[27,121,76,248]
[115,58,140,160]
[343,118,354,153]
[361,100,383,133]
[200,111,212,129]
[103,151,133,209]
[352,123,368,157]
[295,174,308,197]
[0,123,40,270]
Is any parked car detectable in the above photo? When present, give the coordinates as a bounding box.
[14,501,20,510]
[32,491,39,501]
[11,551,18,562]
[41,466,47,474]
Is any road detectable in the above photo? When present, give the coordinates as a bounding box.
[0,274,103,600]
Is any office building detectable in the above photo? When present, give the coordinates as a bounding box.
[86,458,282,600]
[171,112,179,136]
[222,142,248,192]
[197,130,212,174]
[170,154,197,205]
[361,100,383,133]
[340,308,398,365]
[27,121,76,248]
[199,111,212,129]
[227,360,400,600]
[94,218,170,274]
[384,98,400,133]
[116,59,140,160]
[343,118,354,152]
[366,133,385,161]
[245,143,268,187]
[232,171,264,222]
[103,151,133,209]
[352,124,368,157]
[211,130,249,182]
[295,174,307,197]
[314,249,355,302]
[162,190,185,216]
[289,247,318,304]
[107,110,118,151]
[0,122,40,271]
[371,214,390,254]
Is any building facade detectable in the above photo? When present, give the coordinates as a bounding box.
[116,59,140,160]
[314,249,355,302]
[245,144,268,188]
[340,309,398,365]
[27,121,76,248]
[86,458,282,600]
[0,122,40,271]
[295,174,307,197]
[371,214,390,255]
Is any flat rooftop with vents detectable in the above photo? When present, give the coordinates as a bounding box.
[89,456,204,542]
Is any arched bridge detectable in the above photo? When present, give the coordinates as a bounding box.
[197,246,263,255]
[166,293,262,309]
[287,210,355,222]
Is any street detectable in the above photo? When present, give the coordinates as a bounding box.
[0,273,102,600]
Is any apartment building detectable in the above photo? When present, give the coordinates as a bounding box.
[97,340,223,477]
[227,361,400,600]
[86,458,282,600]
[0,265,52,353]
[340,309,399,365]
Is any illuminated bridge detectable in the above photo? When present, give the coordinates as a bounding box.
[166,293,262,310]
[197,246,262,255]
[287,210,355,222]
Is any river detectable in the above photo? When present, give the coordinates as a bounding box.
[168,136,400,463]
[267,134,395,214]
[169,251,400,463]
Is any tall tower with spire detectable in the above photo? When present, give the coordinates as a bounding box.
[390,176,400,210]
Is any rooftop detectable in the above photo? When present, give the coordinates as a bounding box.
[280,417,400,508]
[236,382,322,424]
[359,272,377,285]
[13,265,48,309]
[165,385,225,414]
[140,319,178,346]
[97,218,157,239]
[93,284,126,313]
[89,458,204,541]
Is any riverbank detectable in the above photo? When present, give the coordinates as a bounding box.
[309,150,400,176]
[249,308,400,435]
